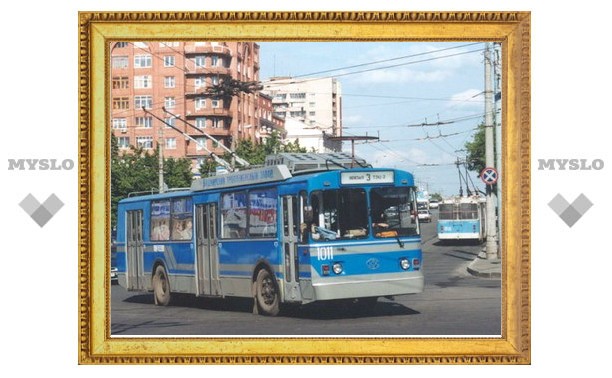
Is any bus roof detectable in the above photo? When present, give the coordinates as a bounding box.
[119,165,415,204]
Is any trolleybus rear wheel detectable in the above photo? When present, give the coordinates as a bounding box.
[153,265,171,306]
[255,268,280,316]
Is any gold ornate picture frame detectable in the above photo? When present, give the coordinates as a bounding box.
[78,11,530,364]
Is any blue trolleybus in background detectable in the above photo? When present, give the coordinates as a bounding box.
[116,153,424,316]
[437,195,487,243]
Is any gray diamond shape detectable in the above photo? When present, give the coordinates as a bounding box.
[559,205,582,228]
[571,193,593,215]
[548,194,569,216]
[19,193,41,216]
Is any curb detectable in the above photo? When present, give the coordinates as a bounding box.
[467,259,502,279]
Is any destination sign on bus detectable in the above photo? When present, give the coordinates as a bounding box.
[340,170,394,185]
[191,165,292,191]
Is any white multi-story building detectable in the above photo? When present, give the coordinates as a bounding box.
[262,77,342,152]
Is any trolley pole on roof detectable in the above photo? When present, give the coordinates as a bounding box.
[484,43,499,260]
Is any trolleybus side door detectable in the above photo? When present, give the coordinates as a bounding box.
[126,209,145,291]
[282,195,302,302]
[195,203,221,296]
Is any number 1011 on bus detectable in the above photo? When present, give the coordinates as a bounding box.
[115,153,424,316]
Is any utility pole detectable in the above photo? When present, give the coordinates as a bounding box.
[484,43,499,260]
[493,42,503,257]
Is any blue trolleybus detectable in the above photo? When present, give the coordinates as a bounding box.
[437,195,486,242]
[116,153,424,316]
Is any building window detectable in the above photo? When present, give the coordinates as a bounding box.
[164,117,176,128]
[163,55,175,67]
[134,95,153,109]
[290,92,306,99]
[211,55,219,66]
[165,138,177,150]
[195,117,207,129]
[114,42,128,48]
[136,136,153,149]
[211,75,219,85]
[117,137,130,148]
[194,56,205,68]
[212,118,222,128]
[195,97,206,110]
[309,111,316,116]
[159,42,179,48]
[290,111,306,118]
[112,118,127,129]
[309,102,316,107]
[164,97,176,109]
[135,116,152,128]
[211,99,220,108]
[164,76,175,88]
[194,76,206,88]
[112,97,129,110]
[112,56,128,69]
[134,55,152,68]
[134,75,152,89]
[195,137,206,151]
[112,76,129,89]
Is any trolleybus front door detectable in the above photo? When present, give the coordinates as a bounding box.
[195,203,221,296]
[282,196,302,302]
[126,210,144,291]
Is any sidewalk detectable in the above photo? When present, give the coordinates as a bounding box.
[467,250,502,278]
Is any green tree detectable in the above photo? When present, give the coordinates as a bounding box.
[111,139,193,228]
[429,192,443,202]
[197,132,308,175]
[465,124,486,175]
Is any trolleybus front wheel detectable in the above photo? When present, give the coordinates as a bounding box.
[153,265,171,306]
[255,268,280,316]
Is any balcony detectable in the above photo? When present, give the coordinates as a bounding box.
[188,107,232,118]
[184,65,231,76]
[184,44,232,56]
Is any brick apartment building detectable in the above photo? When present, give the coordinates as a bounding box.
[110,41,283,172]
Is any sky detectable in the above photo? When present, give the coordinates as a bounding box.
[258,41,494,197]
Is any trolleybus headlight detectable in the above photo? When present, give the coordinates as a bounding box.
[399,258,411,270]
[332,262,343,275]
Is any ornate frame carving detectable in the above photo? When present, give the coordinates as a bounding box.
[78,11,530,364]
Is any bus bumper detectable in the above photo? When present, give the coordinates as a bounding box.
[311,272,424,300]
[438,232,480,240]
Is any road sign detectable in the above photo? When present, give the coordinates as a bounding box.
[480,167,498,185]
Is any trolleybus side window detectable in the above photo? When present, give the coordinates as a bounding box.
[150,200,171,241]
[221,191,247,239]
[171,197,193,240]
[310,189,368,240]
[248,188,277,238]
[370,187,419,237]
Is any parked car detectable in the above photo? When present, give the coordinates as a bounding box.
[429,200,439,209]
[418,209,432,223]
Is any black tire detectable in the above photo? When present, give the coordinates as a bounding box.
[255,268,280,316]
[153,265,171,306]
